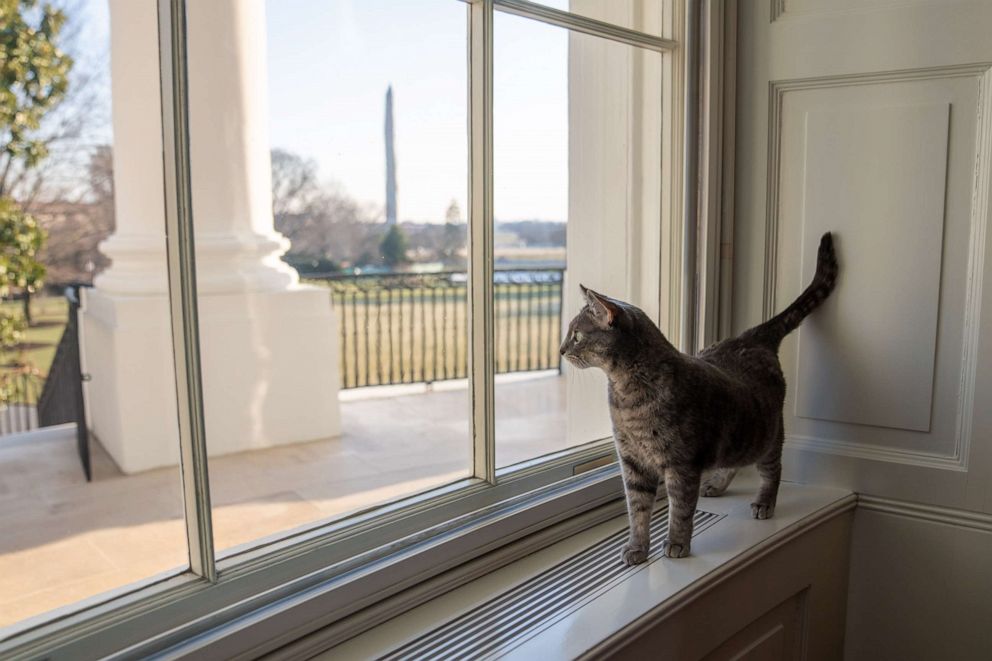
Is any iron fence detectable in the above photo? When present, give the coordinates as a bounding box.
[311,268,564,389]
[0,373,42,434]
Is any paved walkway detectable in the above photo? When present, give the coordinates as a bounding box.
[0,373,569,628]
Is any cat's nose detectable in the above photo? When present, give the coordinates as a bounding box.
[559,344,566,356]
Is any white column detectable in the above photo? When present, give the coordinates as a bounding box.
[83,0,341,474]
[185,0,298,293]
[92,0,168,296]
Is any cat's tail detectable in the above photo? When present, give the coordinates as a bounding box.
[748,232,838,349]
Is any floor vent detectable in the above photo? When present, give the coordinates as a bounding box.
[380,506,723,660]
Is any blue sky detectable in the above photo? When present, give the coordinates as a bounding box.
[265,0,569,222]
[61,0,570,222]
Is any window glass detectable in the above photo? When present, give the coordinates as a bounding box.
[493,11,663,468]
[0,0,187,628]
[185,0,471,556]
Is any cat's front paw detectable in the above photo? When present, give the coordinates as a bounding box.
[620,543,648,566]
[661,540,690,558]
[751,502,775,520]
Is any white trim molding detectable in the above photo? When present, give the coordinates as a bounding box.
[770,0,946,24]
[857,494,992,533]
[784,434,969,472]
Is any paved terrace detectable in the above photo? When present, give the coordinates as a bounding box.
[0,373,570,628]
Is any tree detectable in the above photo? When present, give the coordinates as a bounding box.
[1,0,113,209]
[34,145,114,285]
[440,223,464,265]
[379,224,409,267]
[0,0,74,198]
[0,197,44,320]
[269,148,382,269]
[0,0,72,334]
[0,197,43,397]
[270,148,321,219]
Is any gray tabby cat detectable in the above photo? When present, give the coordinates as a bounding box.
[560,232,838,564]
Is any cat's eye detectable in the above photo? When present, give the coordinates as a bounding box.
[573,331,584,343]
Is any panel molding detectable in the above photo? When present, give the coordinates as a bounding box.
[771,0,948,23]
[765,63,992,470]
[858,494,992,533]
[956,66,992,471]
[769,0,786,22]
[793,102,948,432]
[785,433,967,472]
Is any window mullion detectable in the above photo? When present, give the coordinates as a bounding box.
[468,0,496,484]
[494,0,676,52]
[157,0,217,581]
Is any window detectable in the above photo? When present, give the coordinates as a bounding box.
[0,1,686,657]
[493,10,665,468]
[188,0,473,558]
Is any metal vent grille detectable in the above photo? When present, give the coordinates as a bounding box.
[380,506,723,660]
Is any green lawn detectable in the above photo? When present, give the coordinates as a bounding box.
[0,296,69,404]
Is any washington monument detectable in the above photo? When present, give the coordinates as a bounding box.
[385,85,397,225]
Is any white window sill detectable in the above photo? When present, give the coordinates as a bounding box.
[322,471,854,660]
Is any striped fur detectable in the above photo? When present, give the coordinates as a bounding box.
[561,232,838,563]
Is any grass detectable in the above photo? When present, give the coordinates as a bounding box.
[0,296,69,405]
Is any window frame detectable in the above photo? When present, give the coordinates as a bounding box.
[0,0,695,657]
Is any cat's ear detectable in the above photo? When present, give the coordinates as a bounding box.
[580,284,620,328]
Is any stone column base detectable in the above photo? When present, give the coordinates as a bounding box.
[80,285,342,474]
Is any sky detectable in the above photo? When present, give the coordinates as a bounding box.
[265,0,569,223]
[57,0,571,222]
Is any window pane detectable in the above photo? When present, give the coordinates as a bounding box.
[527,0,666,38]
[494,13,663,468]
[185,0,471,556]
[0,0,188,628]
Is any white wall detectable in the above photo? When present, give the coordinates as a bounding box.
[734,1,992,656]
[845,504,992,659]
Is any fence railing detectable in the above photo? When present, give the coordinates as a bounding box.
[0,372,42,434]
[36,286,91,480]
[311,268,564,389]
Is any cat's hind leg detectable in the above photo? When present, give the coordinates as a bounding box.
[700,467,738,497]
[751,417,784,520]
[662,466,701,558]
